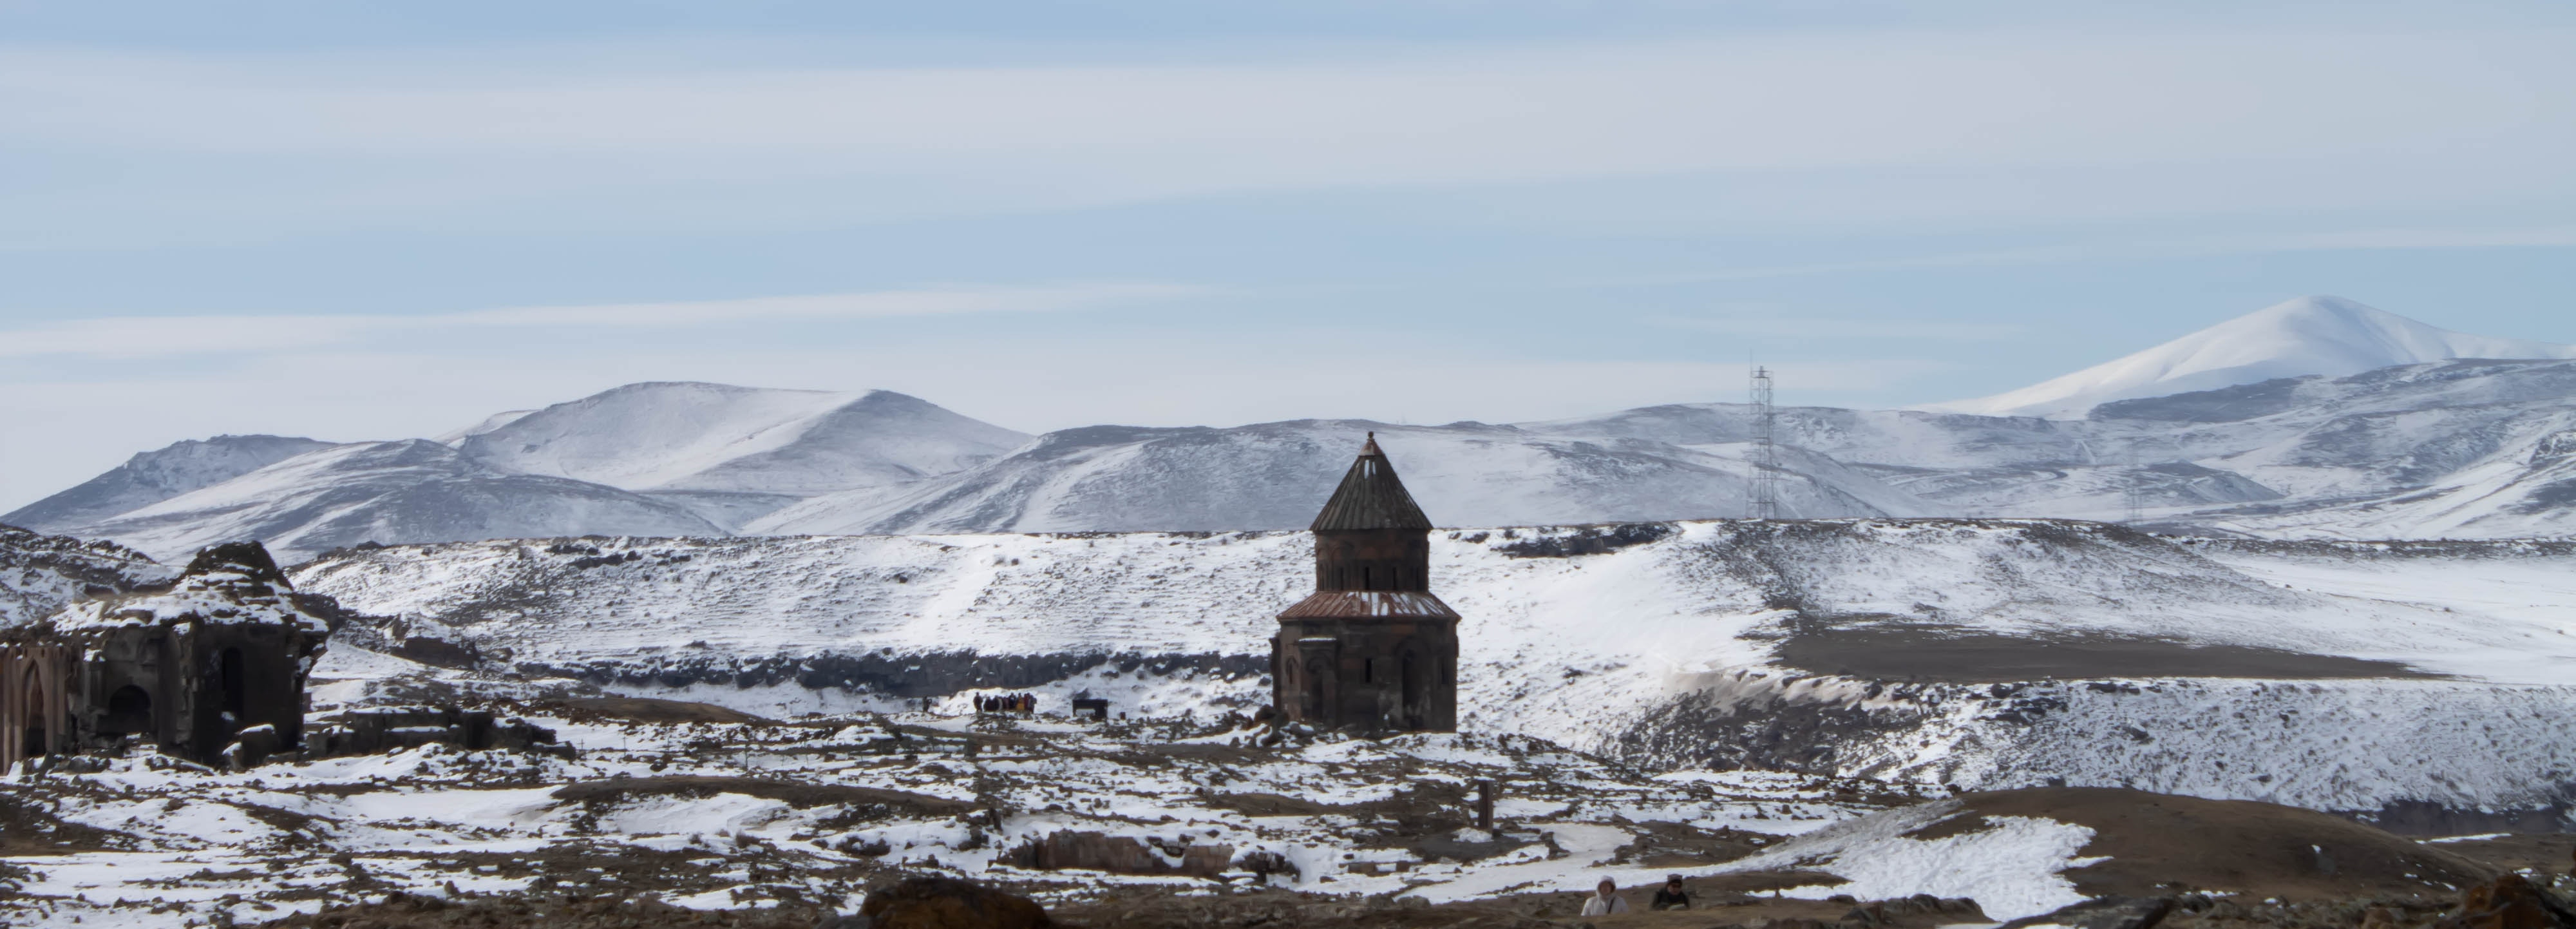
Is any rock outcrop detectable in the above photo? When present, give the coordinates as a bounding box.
[855,876,1049,929]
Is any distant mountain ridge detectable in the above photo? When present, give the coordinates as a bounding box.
[69,439,729,561]
[13,298,2576,560]
[5,434,337,530]
[750,358,2576,541]
[1927,295,2576,419]
[5,383,1030,562]
[458,382,1027,494]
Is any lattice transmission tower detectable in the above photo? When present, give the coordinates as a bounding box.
[2119,448,2148,524]
[1748,365,1779,520]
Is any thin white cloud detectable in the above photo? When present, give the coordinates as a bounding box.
[0,282,1198,359]
[1647,315,2028,341]
[1604,225,2576,287]
[3,30,2568,204]
[2255,226,2576,250]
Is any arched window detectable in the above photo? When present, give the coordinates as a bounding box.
[19,678,46,759]
[103,685,152,737]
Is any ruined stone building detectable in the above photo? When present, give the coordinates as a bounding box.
[1272,434,1461,732]
[2,541,332,771]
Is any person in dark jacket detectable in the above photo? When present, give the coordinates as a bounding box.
[1651,874,1691,910]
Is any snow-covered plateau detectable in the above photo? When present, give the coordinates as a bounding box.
[283,519,2576,821]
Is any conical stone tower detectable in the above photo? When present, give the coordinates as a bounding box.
[1271,434,1460,732]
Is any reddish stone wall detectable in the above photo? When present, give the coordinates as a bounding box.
[1,641,71,771]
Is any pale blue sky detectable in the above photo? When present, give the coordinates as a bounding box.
[3,1,2573,510]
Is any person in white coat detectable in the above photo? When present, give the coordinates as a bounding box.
[1581,877,1631,916]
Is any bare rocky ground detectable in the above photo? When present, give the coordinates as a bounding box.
[3,674,2570,929]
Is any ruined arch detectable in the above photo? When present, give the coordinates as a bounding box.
[103,685,153,738]
[18,676,47,760]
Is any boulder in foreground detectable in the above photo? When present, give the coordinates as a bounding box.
[857,876,1050,929]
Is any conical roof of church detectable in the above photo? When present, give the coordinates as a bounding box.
[1311,434,1434,531]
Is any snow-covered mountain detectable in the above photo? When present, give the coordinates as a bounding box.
[746,358,2576,539]
[458,381,1027,497]
[1928,296,2576,419]
[432,409,534,445]
[3,434,336,532]
[71,439,726,562]
[23,298,2576,557]
[37,362,2576,557]
[747,419,1925,535]
[21,384,1031,562]
[2103,359,2576,539]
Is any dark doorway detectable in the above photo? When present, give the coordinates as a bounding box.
[1400,651,1425,730]
[1302,659,1327,720]
[17,680,44,758]
[218,647,247,728]
[104,685,153,737]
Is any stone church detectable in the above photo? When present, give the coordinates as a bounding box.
[2,541,332,771]
[1272,434,1461,732]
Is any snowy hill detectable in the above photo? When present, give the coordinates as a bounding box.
[458,381,1027,497]
[431,408,533,444]
[0,522,175,627]
[748,419,1924,535]
[36,360,2576,555]
[37,363,2576,554]
[28,385,1030,561]
[750,359,2576,539]
[73,439,724,563]
[294,519,2576,815]
[1929,296,2576,419]
[3,434,336,532]
[23,297,2576,554]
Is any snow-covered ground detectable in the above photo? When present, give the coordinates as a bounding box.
[0,649,1917,928]
[289,519,2576,818]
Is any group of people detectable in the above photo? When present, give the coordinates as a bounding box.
[1581,875,1694,915]
[975,693,1037,714]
